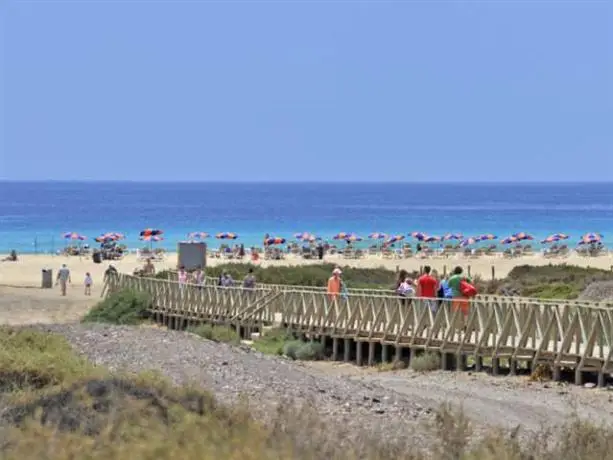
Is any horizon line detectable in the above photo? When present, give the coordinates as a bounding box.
[2,179,613,185]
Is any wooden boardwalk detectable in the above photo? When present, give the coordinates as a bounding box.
[103,273,613,386]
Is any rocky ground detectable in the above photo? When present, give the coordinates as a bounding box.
[37,323,435,447]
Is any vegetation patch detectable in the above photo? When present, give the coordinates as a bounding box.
[410,352,441,372]
[251,328,294,355]
[186,324,241,345]
[480,264,613,300]
[82,289,152,325]
[157,264,402,290]
[0,328,100,392]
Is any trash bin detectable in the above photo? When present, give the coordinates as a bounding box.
[93,251,102,264]
[41,269,53,289]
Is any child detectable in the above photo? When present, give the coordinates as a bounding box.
[84,272,93,296]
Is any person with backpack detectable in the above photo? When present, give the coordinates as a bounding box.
[447,266,477,326]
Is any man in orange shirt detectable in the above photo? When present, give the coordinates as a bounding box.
[327,267,342,301]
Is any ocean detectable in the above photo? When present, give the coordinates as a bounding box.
[1,181,612,254]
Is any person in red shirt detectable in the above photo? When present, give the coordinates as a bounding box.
[416,266,439,314]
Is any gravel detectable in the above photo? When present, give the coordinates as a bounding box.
[36,323,436,447]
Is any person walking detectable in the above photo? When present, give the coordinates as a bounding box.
[55,264,71,296]
[84,272,93,296]
[243,268,256,290]
[327,267,342,301]
[193,266,205,290]
[416,265,439,314]
[395,269,414,305]
[177,266,188,294]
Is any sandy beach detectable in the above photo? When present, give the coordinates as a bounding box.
[2,251,613,288]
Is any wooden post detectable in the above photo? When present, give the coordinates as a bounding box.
[467,265,471,277]
[443,265,447,277]
[491,265,495,280]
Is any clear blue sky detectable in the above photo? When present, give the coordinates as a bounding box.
[2,0,611,182]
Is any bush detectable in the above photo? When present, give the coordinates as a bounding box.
[187,324,240,345]
[482,264,613,300]
[252,328,294,356]
[410,352,441,372]
[186,263,402,290]
[0,327,101,392]
[282,340,304,359]
[294,341,325,361]
[82,289,152,325]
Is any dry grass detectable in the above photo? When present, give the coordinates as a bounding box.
[1,327,613,459]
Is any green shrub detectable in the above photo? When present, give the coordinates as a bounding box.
[187,324,215,340]
[252,328,293,356]
[411,352,441,372]
[187,324,240,345]
[0,327,101,391]
[282,340,304,359]
[83,289,151,325]
[202,263,401,290]
[294,342,325,361]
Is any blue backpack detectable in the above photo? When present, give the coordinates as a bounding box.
[439,280,453,299]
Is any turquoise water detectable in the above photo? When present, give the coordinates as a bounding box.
[1,181,612,253]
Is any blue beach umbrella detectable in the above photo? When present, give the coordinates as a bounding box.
[410,232,427,241]
[579,233,603,245]
[216,232,238,240]
[442,233,463,241]
[385,235,405,245]
[460,237,478,247]
[369,232,388,240]
[345,234,363,242]
[541,233,569,244]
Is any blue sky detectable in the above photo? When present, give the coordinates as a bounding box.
[2,0,611,182]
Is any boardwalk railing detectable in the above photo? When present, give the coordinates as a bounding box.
[104,273,613,386]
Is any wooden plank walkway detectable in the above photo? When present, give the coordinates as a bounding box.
[103,273,613,386]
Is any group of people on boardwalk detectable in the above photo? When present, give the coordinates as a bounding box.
[326,264,477,320]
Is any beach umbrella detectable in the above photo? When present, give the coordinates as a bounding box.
[95,232,125,243]
[344,234,363,242]
[513,232,534,241]
[460,237,478,247]
[423,235,441,243]
[442,233,463,241]
[333,232,352,240]
[188,232,209,240]
[265,237,286,246]
[385,235,405,245]
[579,233,603,245]
[478,234,498,241]
[140,235,163,242]
[63,232,87,241]
[294,232,318,242]
[369,232,388,240]
[541,233,569,244]
[501,236,519,245]
[140,228,163,237]
[216,232,238,240]
[410,232,427,241]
